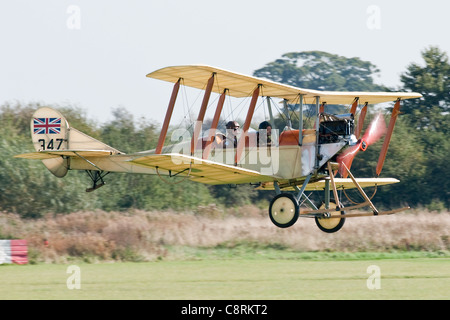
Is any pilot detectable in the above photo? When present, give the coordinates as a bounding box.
[257,120,272,147]
[224,120,240,148]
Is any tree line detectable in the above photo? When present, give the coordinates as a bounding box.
[0,46,448,217]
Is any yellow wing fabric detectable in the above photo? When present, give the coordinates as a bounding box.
[147,65,422,104]
[14,150,116,160]
[257,178,400,191]
[129,153,275,185]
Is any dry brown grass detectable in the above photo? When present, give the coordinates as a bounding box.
[1,207,449,262]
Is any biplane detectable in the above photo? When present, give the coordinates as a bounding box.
[15,65,422,233]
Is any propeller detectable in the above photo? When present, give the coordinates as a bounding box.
[337,113,387,178]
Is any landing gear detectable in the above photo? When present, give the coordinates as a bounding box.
[268,192,346,232]
[269,193,299,228]
[266,160,409,232]
[314,201,346,233]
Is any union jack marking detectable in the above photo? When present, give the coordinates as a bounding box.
[33,118,62,134]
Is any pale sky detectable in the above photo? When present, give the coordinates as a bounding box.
[1,0,449,126]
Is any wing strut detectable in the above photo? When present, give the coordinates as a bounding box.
[355,102,368,139]
[376,98,401,176]
[235,85,261,165]
[298,94,304,145]
[191,73,215,155]
[314,96,321,171]
[203,89,227,159]
[156,78,181,154]
[349,97,359,115]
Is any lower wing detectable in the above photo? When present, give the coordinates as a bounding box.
[256,177,400,191]
[129,153,275,185]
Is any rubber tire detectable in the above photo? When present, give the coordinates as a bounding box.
[269,193,299,228]
[315,202,346,233]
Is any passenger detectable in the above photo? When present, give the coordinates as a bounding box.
[257,121,272,147]
[223,121,240,148]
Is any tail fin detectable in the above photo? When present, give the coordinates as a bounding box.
[16,107,121,177]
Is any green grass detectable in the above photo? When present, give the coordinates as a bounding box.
[166,242,450,261]
[1,257,449,299]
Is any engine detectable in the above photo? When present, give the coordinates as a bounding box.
[319,113,355,144]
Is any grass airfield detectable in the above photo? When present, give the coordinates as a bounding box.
[1,257,449,300]
[1,210,449,300]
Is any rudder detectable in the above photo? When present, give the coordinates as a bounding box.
[28,107,122,178]
[31,107,70,177]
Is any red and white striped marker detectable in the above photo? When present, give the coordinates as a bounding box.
[0,240,28,264]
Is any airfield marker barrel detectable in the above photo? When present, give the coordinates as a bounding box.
[0,240,28,265]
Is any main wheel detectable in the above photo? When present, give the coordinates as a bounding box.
[315,202,346,233]
[269,193,299,228]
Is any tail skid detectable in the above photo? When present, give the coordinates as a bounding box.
[85,170,109,192]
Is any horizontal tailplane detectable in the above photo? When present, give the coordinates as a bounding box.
[15,107,122,177]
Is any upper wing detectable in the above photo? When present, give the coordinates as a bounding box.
[256,177,400,191]
[129,153,275,185]
[147,65,422,104]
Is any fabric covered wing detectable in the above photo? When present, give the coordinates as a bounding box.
[257,177,400,191]
[147,65,422,104]
[129,153,275,185]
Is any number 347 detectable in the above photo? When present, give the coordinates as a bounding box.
[38,138,64,150]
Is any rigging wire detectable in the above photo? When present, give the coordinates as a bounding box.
[155,163,192,185]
